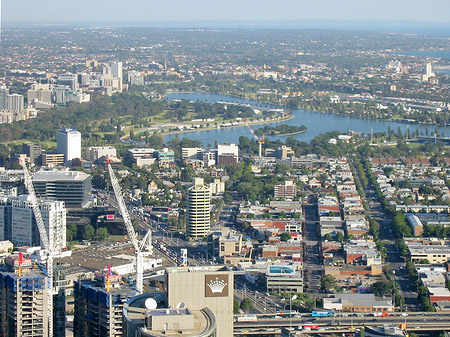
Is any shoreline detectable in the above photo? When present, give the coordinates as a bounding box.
[166,90,448,127]
[259,129,307,137]
[160,115,294,137]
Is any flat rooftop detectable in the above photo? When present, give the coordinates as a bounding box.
[33,170,90,181]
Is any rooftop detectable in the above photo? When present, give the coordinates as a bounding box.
[33,170,90,181]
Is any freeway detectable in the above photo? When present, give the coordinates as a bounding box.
[234,311,450,333]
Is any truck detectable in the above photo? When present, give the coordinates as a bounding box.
[236,315,257,322]
[312,311,333,317]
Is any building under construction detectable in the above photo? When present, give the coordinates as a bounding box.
[0,254,49,337]
[74,267,137,337]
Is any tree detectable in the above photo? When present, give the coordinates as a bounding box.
[95,227,109,241]
[147,133,164,148]
[280,232,291,242]
[82,225,95,241]
[234,300,241,314]
[320,275,339,293]
[336,231,344,243]
[66,223,78,241]
[370,281,392,296]
[92,174,106,190]
[240,298,254,313]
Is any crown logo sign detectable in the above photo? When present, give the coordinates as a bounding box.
[207,277,227,293]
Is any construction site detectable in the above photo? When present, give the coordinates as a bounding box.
[0,254,49,337]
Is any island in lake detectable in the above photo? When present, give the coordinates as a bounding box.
[255,124,307,136]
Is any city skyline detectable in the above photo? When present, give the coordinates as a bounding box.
[3,0,450,26]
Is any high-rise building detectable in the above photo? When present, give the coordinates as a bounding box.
[0,86,8,110]
[111,61,123,80]
[56,128,82,164]
[186,178,211,238]
[0,254,50,337]
[53,263,67,337]
[74,270,136,337]
[5,93,24,111]
[0,195,67,250]
[426,62,434,77]
[111,61,123,92]
[32,170,91,208]
[22,143,42,165]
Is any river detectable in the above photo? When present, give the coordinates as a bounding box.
[164,93,450,145]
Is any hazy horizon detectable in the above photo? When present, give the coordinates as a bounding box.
[3,0,450,25]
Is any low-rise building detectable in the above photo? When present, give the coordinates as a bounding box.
[323,293,393,312]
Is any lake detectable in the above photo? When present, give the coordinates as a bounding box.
[164,93,450,146]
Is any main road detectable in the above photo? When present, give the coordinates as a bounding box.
[234,311,450,333]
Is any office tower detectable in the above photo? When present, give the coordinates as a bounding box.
[111,61,123,92]
[217,143,239,166]
[85,146,117,163]
[426,62,434,77]
[186,177,210,238]
[0,254,50,337]
[111,61,123,80]
[32,170,92,208]
[0,195,66,250]
[22,143,42,165]
[0,86,8,110]
[56,128,82,163]
[5,93,24,110]
[74,270,136,337]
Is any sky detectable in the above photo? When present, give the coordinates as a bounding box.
[2,0,450,26]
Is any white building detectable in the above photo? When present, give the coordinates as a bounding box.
[56,128,82,164]
[85,146,117,163]
[217,144,239,162]
[5,93,24,111]
[127,70,145,86]
[0,195,66,250]
[210,179,225,195]
[187,178,211,238]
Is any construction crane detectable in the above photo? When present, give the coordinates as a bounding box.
[19,158,54,337]
[106,158,152,294]
[246,122,265,157]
